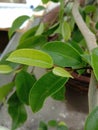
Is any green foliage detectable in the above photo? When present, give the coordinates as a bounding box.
[29,71,68,112]
[1,0,98,129]
[34,5,46,12]
[0,82,14,101]
[9,15,30,38]
[61,21,71,41]
[7,49,53,68]
[38,121,48,130]
[15,70,36,105]
[18,35,47,49]
[84,106,98,130]
[51,86,65,101]
[42,0,49,4]
[91,47,98,80]
[8,92,27,130]
[48,120,58,127]
[53,67,73,78]
[0,65,13,74]
[84,5,96,14]
[38,120,68,130]
[42,41,82,68]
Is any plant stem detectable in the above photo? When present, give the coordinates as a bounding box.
[72,0,98,112]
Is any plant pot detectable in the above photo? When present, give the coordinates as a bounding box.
[66,71,90,93]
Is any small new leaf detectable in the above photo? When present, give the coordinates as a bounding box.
[53,67,73,78]
[62,21,71,41]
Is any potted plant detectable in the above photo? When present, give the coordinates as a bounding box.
[0,0,98,129]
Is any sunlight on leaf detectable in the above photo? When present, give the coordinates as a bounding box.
[53,67,73,78]
[0,65,13,74]
[7,49,53,68]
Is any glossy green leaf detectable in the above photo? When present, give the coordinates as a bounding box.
[15,71,36,105]
[0,65,13,74]
[62,21,71,41]
[81,54,91,65]
[29,71,68,112]
[84,106,98,130]
[42,41,82,67]
[9,15,30,38]
[51,86,65,101]
[91,47,98,80]
[34,5,46,12]
[7,49,53,68]
[69,40,83,54]
[53,67,73,78]
[0,82,14,101]
[18,35,47,49]
[8,92,27,130]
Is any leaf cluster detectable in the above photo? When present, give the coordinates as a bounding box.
[0,0,98,130]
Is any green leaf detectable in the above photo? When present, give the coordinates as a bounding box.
[34,5,46,12]
[29,71,68,112]
[7,49,53,68]
[51,0,59,2]
[42,0,49,4]
[0,65,13,74]
[51,87,65,101]
[18,35,47,49]
[35,23,44,36]
[48,120,58,127]
[91,47,98,80]
[38,121,48,130]
[95,22,98,30]
[8,92,27,130]
[69,40,83,54]
[9,15,30,38]
[15,70,36,105]
[84,106,98,130]
[42,41,82,67]
[19,25,38,43]
[62,21,71,41]
[84,5,96,14]
[53,67,73,78]
[0,82,14,101]
[81,54,91,65]
[57,122,68,130]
